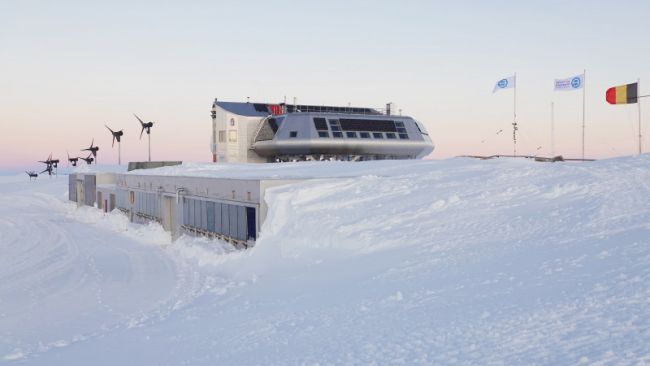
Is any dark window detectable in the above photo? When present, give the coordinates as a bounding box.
[268,118,279,133]
[415,121,428,135]
[373,132,384,139]
[253,103,269,112]
[360,132,371,138]
[289,131,298,138]
[246,207,256,240]
[313,117,328,130]
[386,133,396,139]
[318,131,329,138]
[399,133,409,139]
[331,126,341,132]
[333,132,343,138]
[396,127,406,133]
[339,119,396,132]
[346,131,357,138]
[395,121,405,127]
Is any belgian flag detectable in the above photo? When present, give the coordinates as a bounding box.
[606,82,638,104]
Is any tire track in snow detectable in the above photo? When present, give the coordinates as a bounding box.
[0,179,222,362]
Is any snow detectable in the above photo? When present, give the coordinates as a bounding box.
[2,156,650,364]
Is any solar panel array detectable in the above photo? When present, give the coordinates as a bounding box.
[339,118,397,132]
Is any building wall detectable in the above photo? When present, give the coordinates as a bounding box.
[68,174,77,202]
[71,172,301,248]
[212,105,266,163]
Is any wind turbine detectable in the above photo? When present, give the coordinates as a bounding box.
[81,139,99,164]
[26,171,38,180]
[67,151,79,167]
[80,154,94,165]
[38,153,59,176]
[134,114,154,162]
[105,124,124,165]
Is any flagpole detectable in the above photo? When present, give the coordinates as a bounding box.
[582,69,586,160]
[639,77,642,154]
[513,72,517,157]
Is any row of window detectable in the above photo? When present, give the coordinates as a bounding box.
[311,117,409,140]
[182,198,256,241]
[318,130,407,139]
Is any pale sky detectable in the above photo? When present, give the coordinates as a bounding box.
[2,0,650,172]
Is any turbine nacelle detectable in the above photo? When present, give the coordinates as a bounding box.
[105,124,124,147]
[134,114,154,139]
[81,139,99,159]
[67,152,79,167]
[80,154,94,165]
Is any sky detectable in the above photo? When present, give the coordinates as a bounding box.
[2,0,650,172]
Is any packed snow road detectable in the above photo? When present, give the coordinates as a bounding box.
[0,176,212,362]
[1,156,650,365]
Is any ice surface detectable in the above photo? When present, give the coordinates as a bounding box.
[1,156,650,365]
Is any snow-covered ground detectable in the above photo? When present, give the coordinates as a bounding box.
[1,156,650,365]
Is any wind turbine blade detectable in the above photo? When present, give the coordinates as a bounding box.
[134,113,145,126]
[140,126,145,139]
[105,124,114,133]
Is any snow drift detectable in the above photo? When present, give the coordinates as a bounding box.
[1,156,650,365]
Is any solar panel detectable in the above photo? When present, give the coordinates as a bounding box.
[339,119,397,132]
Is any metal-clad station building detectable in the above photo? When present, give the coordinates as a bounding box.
[71,170,299,248]
[69,172,116,209]
[69,99,434,248]
[211,100,434,163]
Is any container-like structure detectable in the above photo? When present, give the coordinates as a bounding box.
[70,170,299,248]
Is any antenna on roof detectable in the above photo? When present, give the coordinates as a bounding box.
[246,97,250,103]
[386,102,392,116]
[399,109,402,116]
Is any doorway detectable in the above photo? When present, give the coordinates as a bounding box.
[162,196,176,233]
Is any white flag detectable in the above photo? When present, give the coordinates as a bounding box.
[493,75,516,93]
[554,74,584,91]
